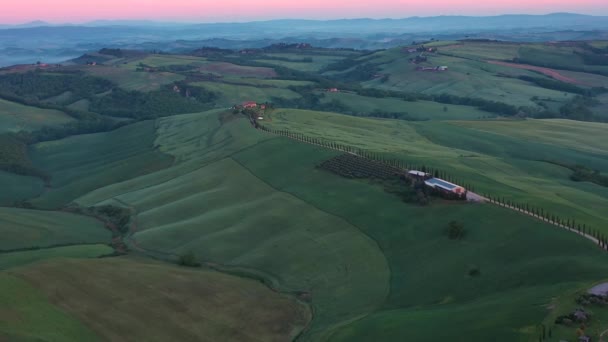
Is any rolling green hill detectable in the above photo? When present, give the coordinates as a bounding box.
[1,41,608,341]
[0,98,74,133]
[264,109,608,233]
[29,120,174,209]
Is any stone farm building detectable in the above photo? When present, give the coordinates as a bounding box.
[242,101,258,109]
[424,178,466,195]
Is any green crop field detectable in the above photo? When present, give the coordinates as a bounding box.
[3,257,310,341]
[191,81,301,106]
[0,244,112,270]
[0,207,109,251]
[320,92,496,120]
[29,120,174,209]
[0,98,74,133]
[264,110,608,233]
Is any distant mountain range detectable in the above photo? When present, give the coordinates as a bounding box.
[1,13,608,67]
[2,13,608,32]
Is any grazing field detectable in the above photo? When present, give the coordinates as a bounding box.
[0,207,108,251]
[0,273,100,341]
[320,92,496,120]
[264,110,608,232]
[191,81,301,106]
[0,98,74,133]
[82,65,185,91]
[0,244,112,270]
[29,120,174,209]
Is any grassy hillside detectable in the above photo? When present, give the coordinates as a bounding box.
[360,48,576,108]
[67,111,608,340]
[0,171,44,205]
[0,207,109,251]
[264,110,608,232]
[10,257,311,341]
[232,137,608,341]
[0,98,74,133]
[29,120,174,209]
[74,111,390,340]
[0,273,100,341]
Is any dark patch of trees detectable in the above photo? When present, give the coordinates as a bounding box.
[0,133,48,181]
[0,70,114,102]
[447,221,466,240]
[89,85,216,119]
[178,251,201,267]
[518,75,602,96]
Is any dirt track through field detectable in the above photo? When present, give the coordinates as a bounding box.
[487,60,587,85]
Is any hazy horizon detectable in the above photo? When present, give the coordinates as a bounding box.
[2,0,608,25]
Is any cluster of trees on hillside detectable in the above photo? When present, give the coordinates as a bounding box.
[0,71,114,102]
[518,75,606,96]
[0,133,48,181]
[89,84,216,119]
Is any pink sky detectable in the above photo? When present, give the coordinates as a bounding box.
[1,0,607,24]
